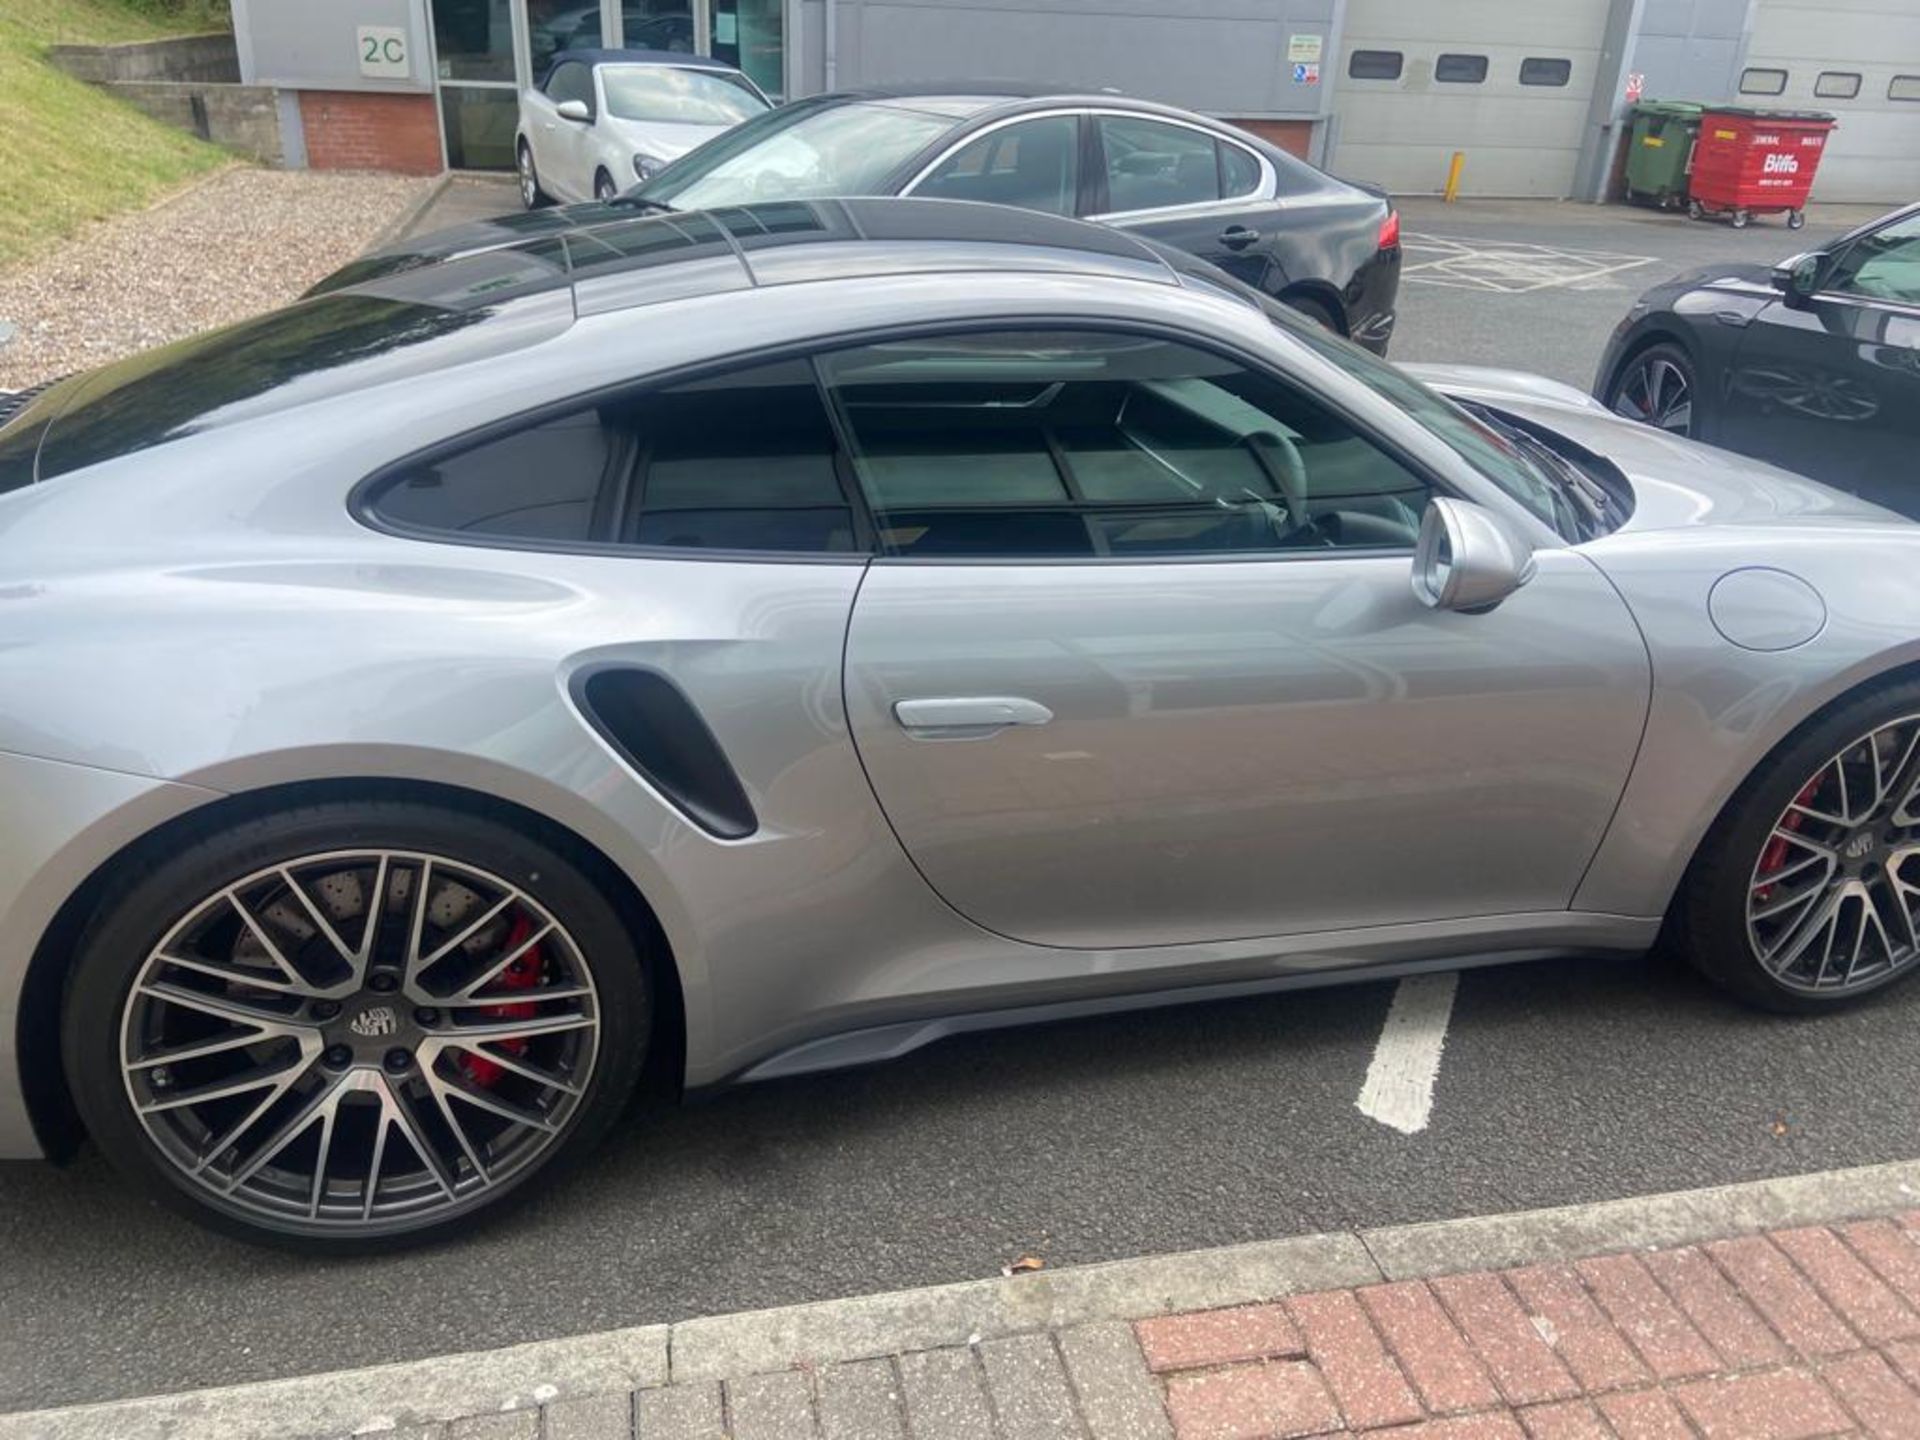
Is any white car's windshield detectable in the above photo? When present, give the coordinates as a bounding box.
[638,101,954,209]
[601,65,768,125]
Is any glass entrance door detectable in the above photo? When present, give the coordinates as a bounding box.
[711,0,782,98]
[432,0,522,169]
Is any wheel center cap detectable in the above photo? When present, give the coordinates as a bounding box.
[347,1003,402,1040]
[1844,831,1880,867]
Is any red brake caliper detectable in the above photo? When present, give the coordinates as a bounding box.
[1756,776,1822,903]
[458,913,541,1089]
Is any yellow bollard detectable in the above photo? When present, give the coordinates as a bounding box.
[1443,151,1465,203]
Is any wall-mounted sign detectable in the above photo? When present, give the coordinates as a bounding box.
[1624,71,1645,103]
[1293,61,1321,85]
[1288,34,1323,63]
[357,25,410,79]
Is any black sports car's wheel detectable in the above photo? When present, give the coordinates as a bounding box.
[518,142,551,210]
[62,801,649,1251]
[594,170,618,203]
[1606,342,1696,437]
[1680,682,1920,1013]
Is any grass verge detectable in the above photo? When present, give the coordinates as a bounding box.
[0,0,234,272]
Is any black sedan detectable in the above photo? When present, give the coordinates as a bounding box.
[1596,202,1920,516]
[315,87,1402,353]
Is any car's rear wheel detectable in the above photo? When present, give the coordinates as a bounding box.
[62,801,649,1251]
[1681,683,1920,1012]
[518,142,550,210]
[1284,294,1343,334]
[1606,341,1696,437]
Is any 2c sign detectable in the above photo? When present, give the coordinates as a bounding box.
[357,25,410,79]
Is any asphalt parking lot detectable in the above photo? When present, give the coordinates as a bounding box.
[0,195,1911,1414]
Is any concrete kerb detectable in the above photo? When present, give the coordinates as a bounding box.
[8,1158,1920,1440]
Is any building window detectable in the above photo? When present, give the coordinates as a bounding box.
[1891,75,1920,101]
[1519,57,1573,87]
[1740,67,1789,96]
[1348,50,1403,81]
[1815,71,1861,99]
[1435,54,1488,84]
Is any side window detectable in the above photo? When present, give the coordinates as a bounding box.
[376,409,612,542]
[1219,140,1262,199]
[1435,53,1489,84]
[912,116,1078,216]
[817,331,1433,559]
[547,62,594,109]
[1348,49,1403,81]
[1519,56,1573,86]
[626,360,856,552]
[366,360,859,554]
[1828,214,1920,305]
[1099,117,1221,213]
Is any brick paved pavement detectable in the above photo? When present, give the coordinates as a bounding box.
[354,1211,1920,1439]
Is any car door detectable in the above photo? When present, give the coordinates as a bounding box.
[1719,211,1920,514]
[541,60,598,201]
[1084,113,1280,290]
[825,328,1650,951]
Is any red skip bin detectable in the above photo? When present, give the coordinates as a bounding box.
[1686,107,1836,230]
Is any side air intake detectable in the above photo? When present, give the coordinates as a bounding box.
[571,667,758,839]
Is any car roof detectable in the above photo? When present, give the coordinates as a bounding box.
[26,199,1198,481]
[545,48,741,73]
[828,85,1232,125]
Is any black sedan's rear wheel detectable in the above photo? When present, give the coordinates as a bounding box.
[1682,682,1920,1012]
[1606,341,1696,437]
[63,801,649,1250]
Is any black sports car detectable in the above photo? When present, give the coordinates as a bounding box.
[315,86,1402,354]
[1596,202,1920,516]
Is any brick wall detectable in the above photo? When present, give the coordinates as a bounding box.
[298,91,442,176]
[1229,119,1315,159]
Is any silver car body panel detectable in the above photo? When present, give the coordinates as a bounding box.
[5,213,1920,1159]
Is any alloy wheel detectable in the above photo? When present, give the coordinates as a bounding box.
[1746,717,1920,994]
[1610,351,1694,435]
[518,147,539,209]
[118,850,599,1229]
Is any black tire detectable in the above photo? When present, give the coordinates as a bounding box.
[61,800,650,1252]
[1788,209,1807,231]
[594,169,618,203]
[517,142,550,210]
[1678,679,1920,1013]
[1732,208,1750,229]
[1605,340,1696,437]
[1283,294,1343,335]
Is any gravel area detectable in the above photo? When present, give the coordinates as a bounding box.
[0,167,435,391]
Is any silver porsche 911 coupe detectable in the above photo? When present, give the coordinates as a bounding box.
[3,198,1918,1250]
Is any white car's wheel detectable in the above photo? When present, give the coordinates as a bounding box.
[518,142,551,211]
[594,170,618,204]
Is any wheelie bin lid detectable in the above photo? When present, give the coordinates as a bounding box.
[1701,106,1836,123]
[1630,99,1706,118]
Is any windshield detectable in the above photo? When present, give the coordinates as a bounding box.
[602,65,768,125]
[1264,304,1593,537]
[635,100,954,209]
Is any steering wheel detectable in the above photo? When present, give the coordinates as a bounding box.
[1241,430,1320,544]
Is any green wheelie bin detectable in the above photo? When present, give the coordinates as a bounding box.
[1623,99,1703,209]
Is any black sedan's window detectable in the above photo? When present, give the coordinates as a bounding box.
[365,360,860,556]
[818,330,1433,559]
[913,116,1079,216]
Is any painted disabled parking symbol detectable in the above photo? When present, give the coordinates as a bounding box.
[1402,233,1657,293]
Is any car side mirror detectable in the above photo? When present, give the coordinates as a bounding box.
[1771,251,1825,305]
[1412,498,1538,614]
[556,99,591,123]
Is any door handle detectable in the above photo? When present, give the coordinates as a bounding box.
[893,696,1054,739]
[1218,225,1261,251]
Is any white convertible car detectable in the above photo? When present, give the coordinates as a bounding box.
[516,47,771,206]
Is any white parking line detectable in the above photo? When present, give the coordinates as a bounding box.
[1356,973,1459,1135]
[1401,234,1658,294]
